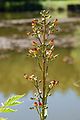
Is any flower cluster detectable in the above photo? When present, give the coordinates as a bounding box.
[49,80,59,89]
[29,88,43,117]
[29,48,39,57]
[25,10,59,120]
[45,80,59,98]
[24,74,41,83]
[34,101,42,107]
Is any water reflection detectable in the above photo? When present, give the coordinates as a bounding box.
[0,48,80,96]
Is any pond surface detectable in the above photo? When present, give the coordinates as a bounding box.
[0,11,80,120]
[0,47,80,120]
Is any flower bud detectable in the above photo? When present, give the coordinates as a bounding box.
[50,80,59,86]
[46,50,52,59]
[34,77,37,81]
[24,74,28,79]
[26,32,31,36]
[39,102,43,106]
[34,102,38,107]
[53,19,58,26]
[29,74,35,80]
[39,89,42,94]
[55,80,59,85]
[29,48,38,57]
[42,18,45,21]
[32,19,38,26]
[32,41,37,46]
[49,39,54,46]
[29,49,33,54]
[54,54,59,59]
[29,107,34,110]
[39,80,42,83]
[33,48,38,57]
[49,84,53,89]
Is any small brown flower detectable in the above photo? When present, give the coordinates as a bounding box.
[24,74,28,79]
[29,49,33,54]
[39,102,43,106]
[39,80,42,83]
[26,32,31,36]
[29,48,38,57]
[39,89,42,94]
[49,39,54,46]
[32,19,38,26]
[49,84,53,89]
[53,19,58,26]
[29,74,35,80]
[32,41,37,46]
[54,54,59,59]
[50,80,59,86]
[33,48,38,56]
[46,50,52,59]
[34,102,38,107]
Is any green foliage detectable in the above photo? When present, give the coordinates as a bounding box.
[0,1,43,12]
[0,118,7,120]
[41,0,80,10]
[0,108,16,113]
[0,94,24,113]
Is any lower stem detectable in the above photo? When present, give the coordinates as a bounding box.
[42,56,46,120]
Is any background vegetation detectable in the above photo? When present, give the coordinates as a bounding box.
[0,0,80,12]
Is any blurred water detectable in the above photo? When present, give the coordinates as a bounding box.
[0,47,80,120]
[0,11,80,120]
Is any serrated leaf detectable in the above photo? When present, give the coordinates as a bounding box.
[0,107,16,112]
[4,94,25,106]
[4,101,23,107]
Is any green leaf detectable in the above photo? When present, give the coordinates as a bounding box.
[4,94,25,106]
[4,101,23,107]
[0,107,16,112]
[0,94,25,113]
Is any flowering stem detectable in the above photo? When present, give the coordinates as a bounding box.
[42,16,46,120]
[25,10,59,120]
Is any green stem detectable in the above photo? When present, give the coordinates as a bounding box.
[37,36,42,45]
[42,17,46,120]
[37,58,42,71]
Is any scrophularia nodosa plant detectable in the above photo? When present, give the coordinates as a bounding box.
[24,10,59,120]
